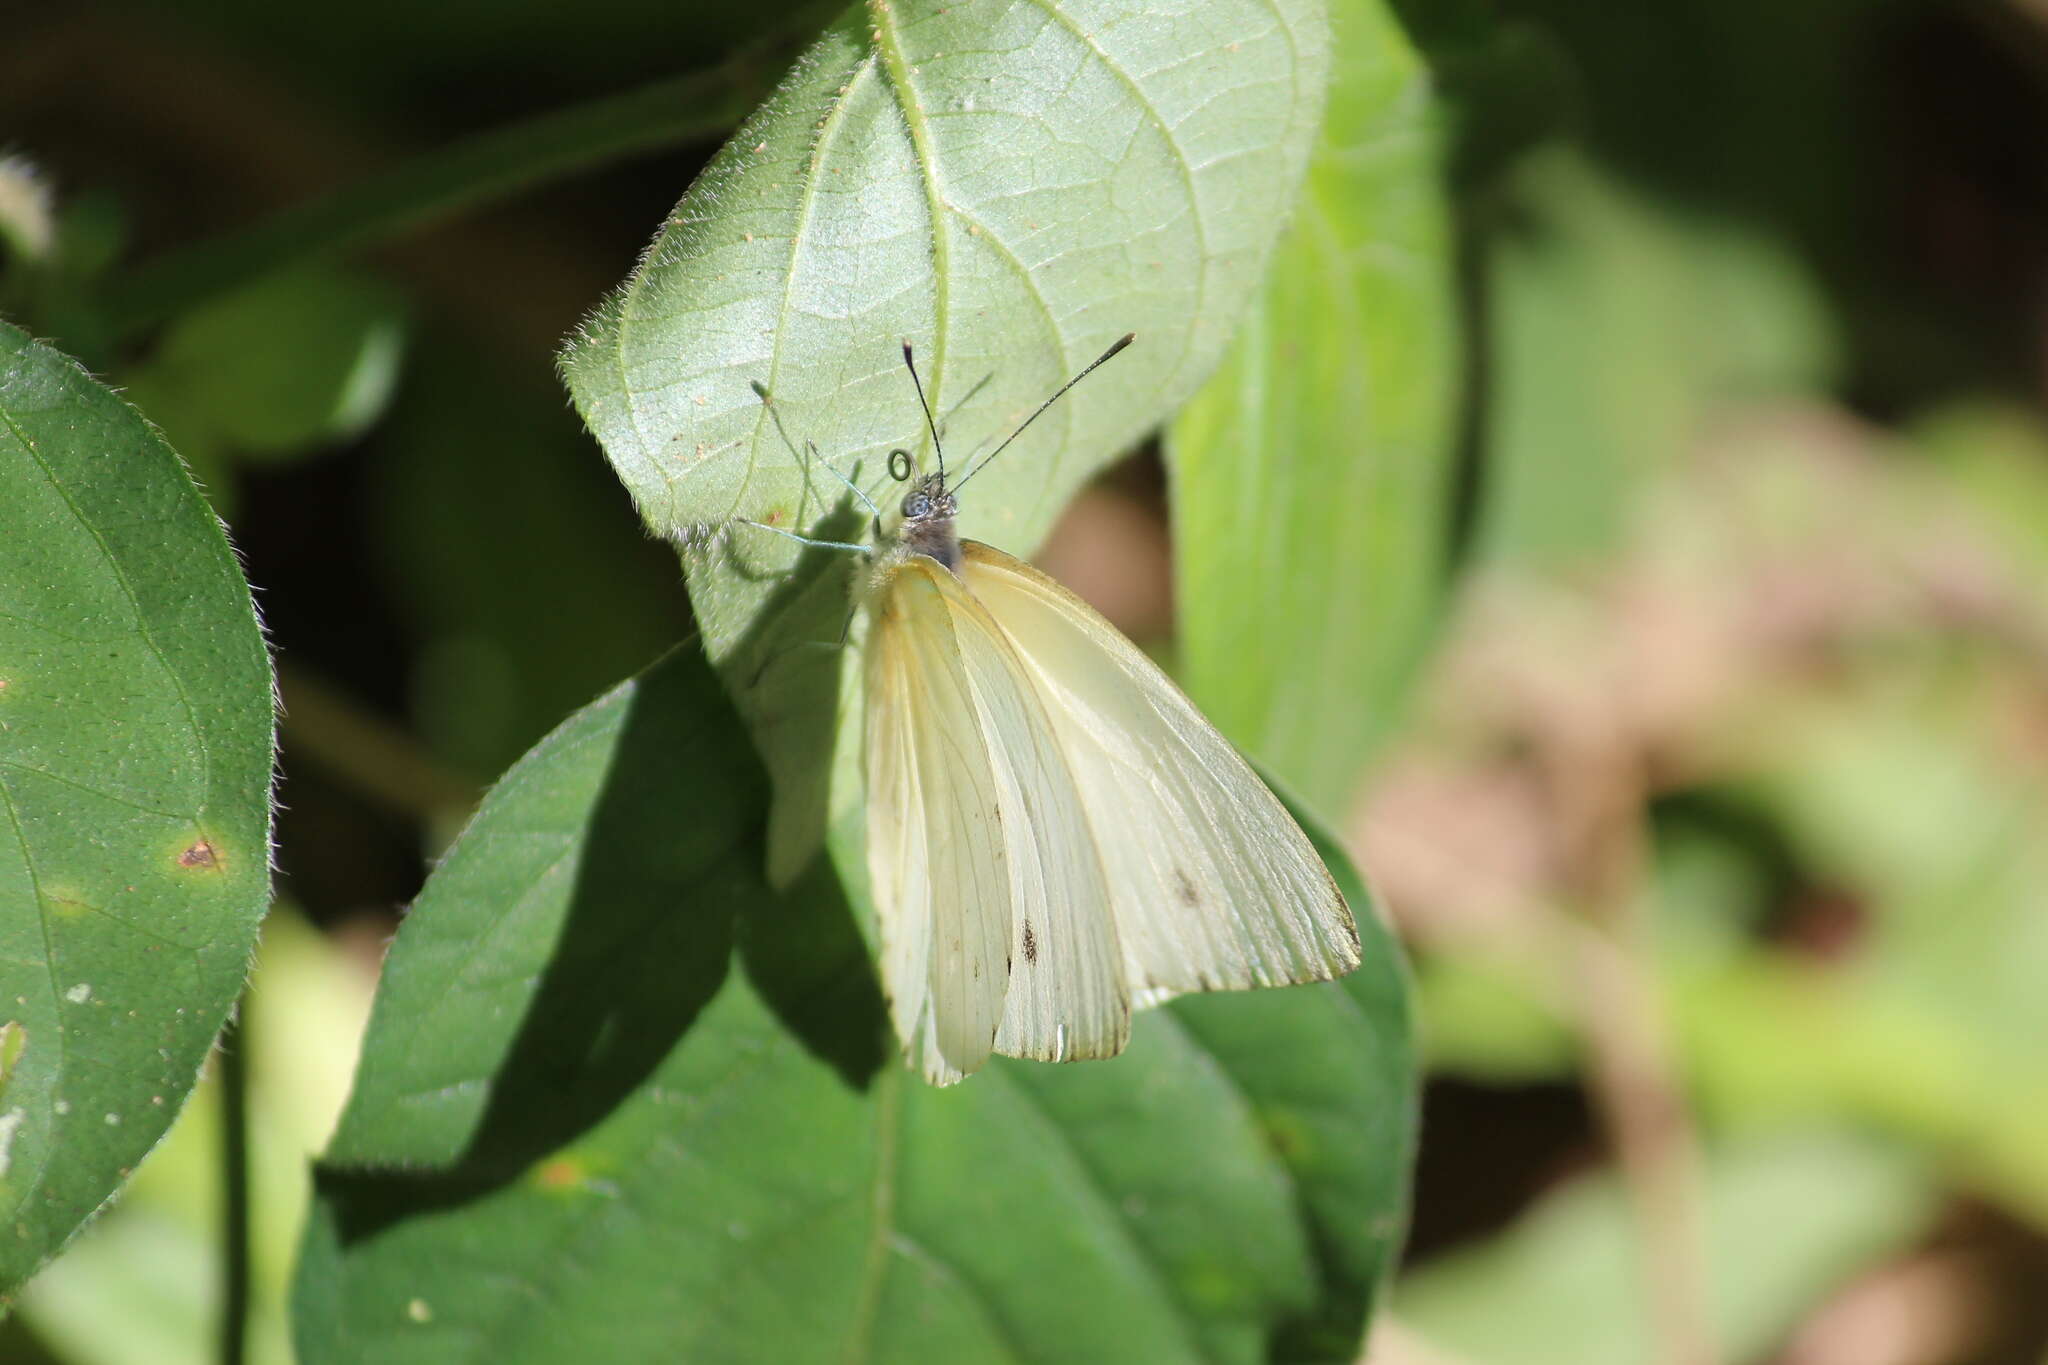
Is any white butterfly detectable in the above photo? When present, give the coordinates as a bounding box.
[752,336,1361,1085]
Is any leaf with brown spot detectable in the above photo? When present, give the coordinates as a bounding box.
[0,324,273,1291]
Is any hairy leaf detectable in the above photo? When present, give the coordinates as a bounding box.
[0,322,274,1290]
[563,0,1331,880]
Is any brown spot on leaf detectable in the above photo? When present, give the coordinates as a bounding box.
[178,840,219,870]
[1021,921,1038,965]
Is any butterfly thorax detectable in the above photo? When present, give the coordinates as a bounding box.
[892,471,962,574]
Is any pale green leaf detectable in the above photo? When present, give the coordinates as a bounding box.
[562,0,1331,879]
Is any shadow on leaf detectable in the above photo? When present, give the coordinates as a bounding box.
[321,629,886,1244]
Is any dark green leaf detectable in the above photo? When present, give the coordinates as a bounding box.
[294,643,1413,1363]
[0,322,274,1290]
[1168,0,1456,812]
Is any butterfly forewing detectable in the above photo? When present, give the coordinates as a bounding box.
[867,556,1129,1084]
[866,567,1011,1083]
[958,542,1363,1003]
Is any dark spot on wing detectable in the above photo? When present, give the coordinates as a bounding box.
[1021,920,1038,965]
[1171,868,1201,908]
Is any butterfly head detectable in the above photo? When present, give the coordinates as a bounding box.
[888,460,962,571]
[884,332,1133,574]
[900,471,958,526]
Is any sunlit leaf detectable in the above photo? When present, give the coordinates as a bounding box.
[0,322,274,1290]
[562,0,1331,880]
[1169,0,1456,812]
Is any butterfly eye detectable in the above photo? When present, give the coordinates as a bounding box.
[902,492,931,520]
[888,449,913,482]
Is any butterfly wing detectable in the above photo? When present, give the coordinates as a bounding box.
[866,555,1128,1085]
[959,541,1362,1005]
[866,563,1010,1084]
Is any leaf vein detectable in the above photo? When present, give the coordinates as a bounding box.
[736,50,885,523]
[869,0,955,426]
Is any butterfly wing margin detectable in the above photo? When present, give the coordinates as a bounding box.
[960,541,1363,1004]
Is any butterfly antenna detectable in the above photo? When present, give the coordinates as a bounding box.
[900,340,946,482]
[954,333,1134,492]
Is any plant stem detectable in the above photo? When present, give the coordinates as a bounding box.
[276,664,481,823]
[1548,745,1719,1365]
[217,1010,250,1365]
[1567,912,1717,1365]
[103,4,839,335]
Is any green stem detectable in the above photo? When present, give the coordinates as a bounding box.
[276,664,482,823]
[104,4,840,334]
[217,1011,250,1365]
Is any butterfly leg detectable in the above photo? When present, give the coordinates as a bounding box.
[738,519,873,556]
